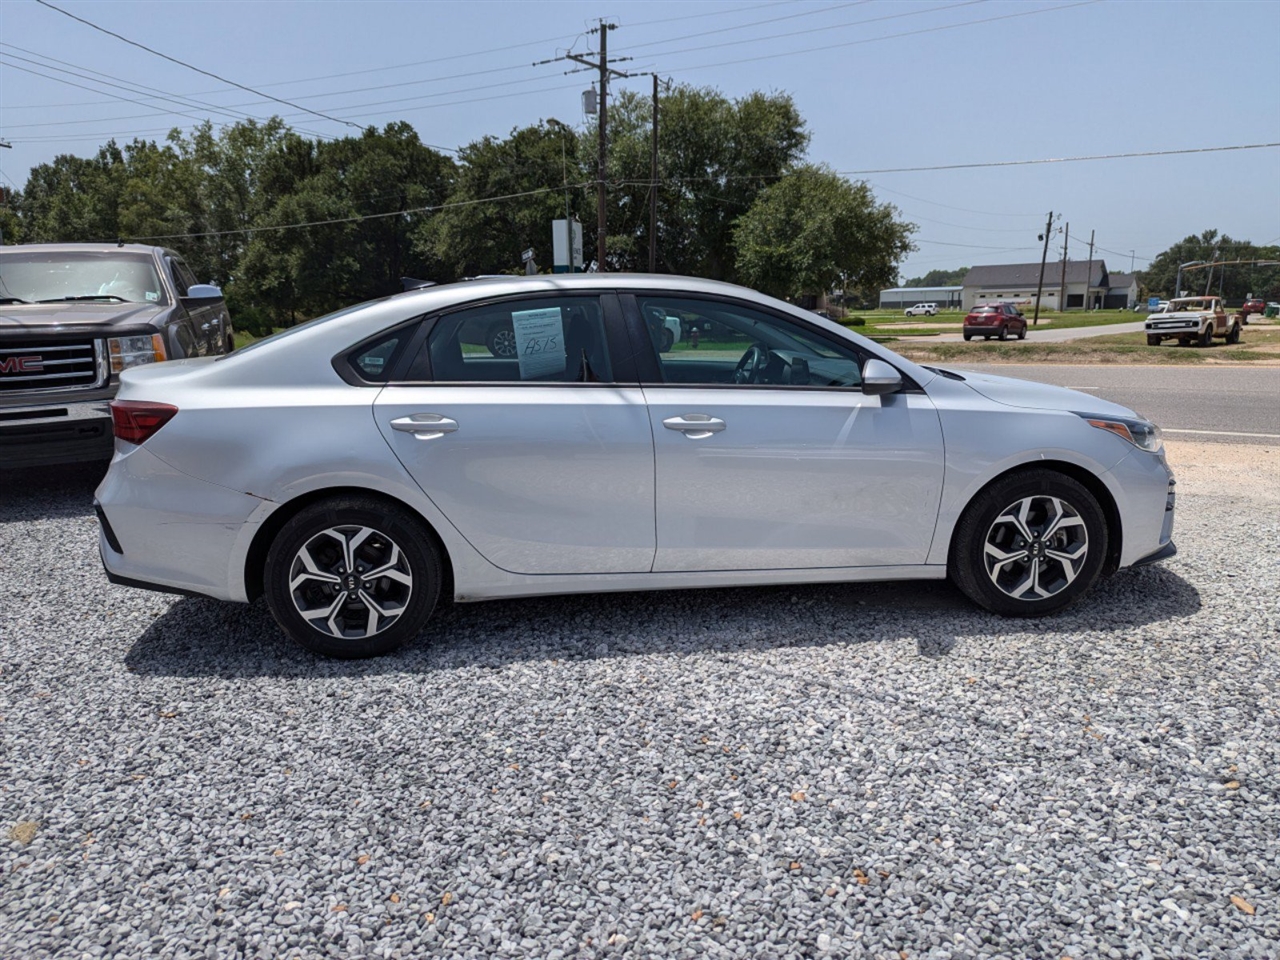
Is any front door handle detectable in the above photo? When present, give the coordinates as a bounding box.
[663,414,725,440]
[390,413,459,440]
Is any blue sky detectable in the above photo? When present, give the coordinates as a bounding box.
[1,0,1277,280]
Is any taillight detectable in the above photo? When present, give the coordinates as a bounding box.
[110,400,178,445]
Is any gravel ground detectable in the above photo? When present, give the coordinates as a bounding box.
[1,448,1277,960]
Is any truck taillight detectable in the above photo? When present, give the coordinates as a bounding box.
[110,400,178,445]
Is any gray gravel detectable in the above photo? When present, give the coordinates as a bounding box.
[2,463,1277,960]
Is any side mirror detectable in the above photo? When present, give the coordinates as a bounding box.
[861,358,902,396]
[183,283,223,302]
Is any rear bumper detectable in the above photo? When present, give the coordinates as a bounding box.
[95,445,267,601]
[1131,540,1177,567]
[0,400,114,468]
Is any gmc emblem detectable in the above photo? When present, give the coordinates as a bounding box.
[0,356,44,374]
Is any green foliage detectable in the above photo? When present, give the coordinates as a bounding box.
[606,85,808,278]
[423,121,585,278]
[734,164,915,301]
[904,267,968,287]
[1140,229,1280,300]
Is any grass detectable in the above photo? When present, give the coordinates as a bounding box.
[890,327,1280,365]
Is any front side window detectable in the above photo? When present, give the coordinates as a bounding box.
[637,295,863,388]
[416,296,613,383]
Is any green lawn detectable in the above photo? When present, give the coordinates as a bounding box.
[890,327,1280,365]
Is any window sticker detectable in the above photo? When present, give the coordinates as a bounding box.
[146,291,159,302]
[510,306,565,379]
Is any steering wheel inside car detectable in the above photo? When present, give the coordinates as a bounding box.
[734,342,770,384]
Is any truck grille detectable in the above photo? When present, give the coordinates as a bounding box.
[0,339,104,394]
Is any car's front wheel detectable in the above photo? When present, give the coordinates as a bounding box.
[951,469,1108,617]
[1197,325,1213,347]
[1146,335,1161,346]
[264,497,443,658]
[1226,323,1241,345]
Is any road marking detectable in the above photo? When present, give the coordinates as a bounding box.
[1164,428,1280,439]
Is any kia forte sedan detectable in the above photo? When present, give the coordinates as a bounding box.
[95,275,1176,659]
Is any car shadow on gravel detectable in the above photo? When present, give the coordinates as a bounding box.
[123,562,1201,678]
[0,462,107,520]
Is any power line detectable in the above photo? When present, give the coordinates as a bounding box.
[621,1,792,28]
[661,0,1100,75]
[124,182,594,242]
[631,0,985,60]
[839,142,1280,175]
[867,183,1044,218]
[625,1,868,51]
[34,0,361,129]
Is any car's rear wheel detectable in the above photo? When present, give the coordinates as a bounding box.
[951,469,1108,617]
[264,497,442,659]
[487,324,517,358]
[963,333,972,341]
[998,325,1009,341]
[1017,325,1026,340]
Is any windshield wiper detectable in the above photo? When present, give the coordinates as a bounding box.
[0,297,33,304]
[36,295,129,303]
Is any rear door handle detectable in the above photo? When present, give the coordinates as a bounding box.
[663,414,725,440]
[390,413,459,440]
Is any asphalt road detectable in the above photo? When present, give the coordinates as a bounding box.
[953,363,1280,445]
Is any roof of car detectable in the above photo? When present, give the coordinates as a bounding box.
[0,242,167,256]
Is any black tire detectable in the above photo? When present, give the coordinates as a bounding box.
[1146,335,1161,346]
[1226,323,1241,345]
[487,323,517,358]
[264,496,443,659]
[660,327,675,352]
[950,468,1108,618]
[962,333,972,341]
[998,325,1009,341]
[1017,325,1026,340]
[1197,324,1213,347]
[1178,338,1191,347]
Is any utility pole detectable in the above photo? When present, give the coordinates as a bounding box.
[1058,222,1070,309]
[540,22,628,272]
[1033,211,1054,325]
[1083,229,1095,311]
[649,72,658,273]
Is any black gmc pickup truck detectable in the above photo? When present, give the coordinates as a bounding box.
[0,243,232,469]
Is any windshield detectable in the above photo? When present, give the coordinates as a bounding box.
[0,250,167,305]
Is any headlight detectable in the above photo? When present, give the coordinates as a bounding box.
[1076,412,1163,452]
[108,334,167,374]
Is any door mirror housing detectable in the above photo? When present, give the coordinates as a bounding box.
[183,283,223,304]
[861,358,903,396]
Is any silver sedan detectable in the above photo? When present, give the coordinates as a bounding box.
[95,275,1176,658]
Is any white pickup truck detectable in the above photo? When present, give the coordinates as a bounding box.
[1144,296,1242,347]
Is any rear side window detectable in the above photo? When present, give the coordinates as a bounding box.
[350,331,407,382]
[411,296,613,383]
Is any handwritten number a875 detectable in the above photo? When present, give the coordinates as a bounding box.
[523,335,560,355]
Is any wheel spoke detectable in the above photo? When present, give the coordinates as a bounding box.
[290,543,340,591]
[290,524,413,642]
[984,493,1088,603]
[984,542,1029,575]
[300,594,344,627]
[362,545,411,585]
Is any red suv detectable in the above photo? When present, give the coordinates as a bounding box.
[963,303,1028,341]
[1241,298,1265,322]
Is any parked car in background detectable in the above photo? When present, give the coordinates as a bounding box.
[1,243,232,468]
[904,302,938,317]
[1144,296,1241,347]
[1241,297,1265,322]
[95,274,1176,659]
[963,302,1027,341]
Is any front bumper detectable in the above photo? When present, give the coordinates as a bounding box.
[0,400,114,469]
[1108,449,1177,568]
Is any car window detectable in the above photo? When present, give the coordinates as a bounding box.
[636,295,863,388]
[350,330,408,382]
[411,296,613,383]
[170,259,199,296]
[0,250,166,304]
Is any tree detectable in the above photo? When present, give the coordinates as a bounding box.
[1140,229,1280,301]
[605,85,808,278]
[734,164,915,301]
[423,121,585,279]
[904,267,968,287]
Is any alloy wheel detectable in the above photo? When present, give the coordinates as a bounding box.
[983,495,1088,601]
[490,328,517,357]
[287,525,413,639]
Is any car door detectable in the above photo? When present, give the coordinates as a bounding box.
[372,292,657,576]
[625,293,945,572]
[167,256,222,355]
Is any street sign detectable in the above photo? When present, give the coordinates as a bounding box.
[1148,296,1160,311]
[521,248,535,263]
[552,220,584,273]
